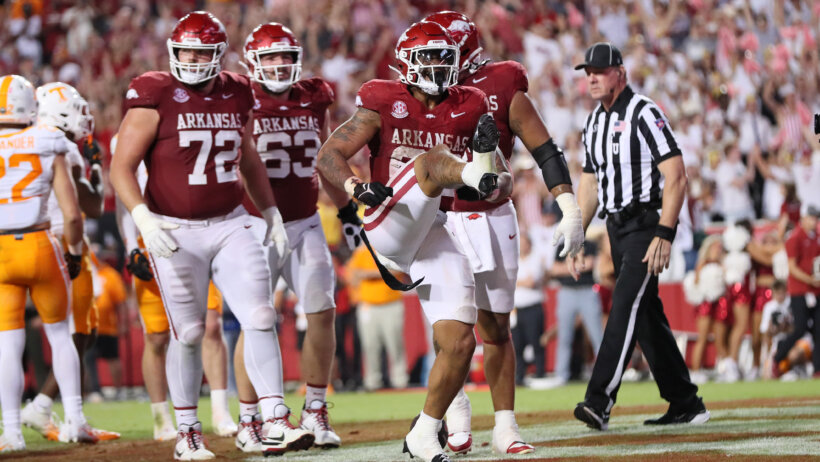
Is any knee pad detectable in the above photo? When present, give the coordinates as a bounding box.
[245,306,276,331]
[178,322,205,346]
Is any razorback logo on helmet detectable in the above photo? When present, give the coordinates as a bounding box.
[424,11,483,72]
[167,11,228,85]
[391,21,460,96]
[244,22,302,93]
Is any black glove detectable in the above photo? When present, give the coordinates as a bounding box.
[472,113,500,153]
[126,248,154,281]
[83,137,101,166]
[65,253,82,280]
[337,200,363,250]
[353,181,393,207]
[455,185,481,201]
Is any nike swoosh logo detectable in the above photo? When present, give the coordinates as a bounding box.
[310,224,319,229]
[244,224,252,229]
[451,112,466,118]
[222,93,234,99]
[265,434,285,444]
[472,76,488,83]
[300,101,311,107]
[509,233,516,240]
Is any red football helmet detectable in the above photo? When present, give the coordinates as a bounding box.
[392,21,459,96]
[424,11,483,73]
[244,23,302,93]
[167,11,228,85]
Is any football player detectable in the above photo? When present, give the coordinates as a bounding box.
[317,21,499,462]
[113,133,240,441]
[110,12,312,460]
[425,11,584,455]
[237,22,341,450]
[20,82,117,443]
[0,75,93,451]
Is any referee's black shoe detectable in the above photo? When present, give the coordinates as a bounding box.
[643,396,710,426]
[573,402,609,431]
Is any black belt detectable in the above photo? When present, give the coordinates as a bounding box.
[598,201,661,226]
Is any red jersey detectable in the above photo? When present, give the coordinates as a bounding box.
[784,226,820,295]
[123,71,254,219]
[242,78,334,222]
[452,60,528,213]
[355,80,489,186]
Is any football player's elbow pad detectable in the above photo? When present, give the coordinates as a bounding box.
[531,139,572,190]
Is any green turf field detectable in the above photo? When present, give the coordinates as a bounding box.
[21,378,820,453]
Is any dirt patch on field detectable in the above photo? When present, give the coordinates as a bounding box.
[7,396,819,462]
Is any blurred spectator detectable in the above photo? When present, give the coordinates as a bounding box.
[760,280,813,380]
[511,232,546,385]
[715,143,755,222]
[346,246,407,391]
[86,256,127,401]
[548,240,602,387]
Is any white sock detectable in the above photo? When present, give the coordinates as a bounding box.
[242,329,284,415]
[33,393,53,414]
[165,337,203,411]
[415,411,440,437]
[494,410,517,429]
[260,399,287,420]
[151,401,173,428]
[305,384,327,409]
[175,407,198,428]
[42,321,84,423]
[0,329,25,437]
[239,400,259,419]
[210,388,230,420]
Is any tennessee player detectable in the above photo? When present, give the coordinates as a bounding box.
[317,21,499,462]
[113,133,240,441]
[20,82,117,443]
[110,12,312,460]
[0,75,94,451]
[238,22,341,450]
[425,11,584,456]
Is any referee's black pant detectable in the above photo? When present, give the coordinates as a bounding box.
[584,211,698,413]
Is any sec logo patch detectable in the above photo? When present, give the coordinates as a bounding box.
[391,101,408,119]
[173,88,190,103]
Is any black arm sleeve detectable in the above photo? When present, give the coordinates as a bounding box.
[530,139,572,189]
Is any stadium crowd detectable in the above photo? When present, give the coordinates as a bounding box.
[3,0,820,398]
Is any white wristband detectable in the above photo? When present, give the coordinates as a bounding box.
[67,241,83,256]
[344,177,361,197]
[555,192,581,217]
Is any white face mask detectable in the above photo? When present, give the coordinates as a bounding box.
[167,41,226,85]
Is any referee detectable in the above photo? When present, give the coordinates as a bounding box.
[570,42,709,430]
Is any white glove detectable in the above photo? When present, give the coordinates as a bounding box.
[130,204,179,258]
[261,206,289,258]
[552,193,585,258]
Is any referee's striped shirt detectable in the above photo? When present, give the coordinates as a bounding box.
[581,85,681,214]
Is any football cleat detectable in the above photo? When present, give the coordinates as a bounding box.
[444,391,471,455]
[573,402,609,431]
[0,433,25,452]
[300,401,341,448]
[91,427,121,441]
[262,409,315,456]
[492,424,534,455]
[235,414,264,453]
[58,418,99,444]
[173,422,214,461]
[20,402,60,441]
[212,414,238,437]
[155,421,178,441]
[404,414,450,462]
[644,396,710,426]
